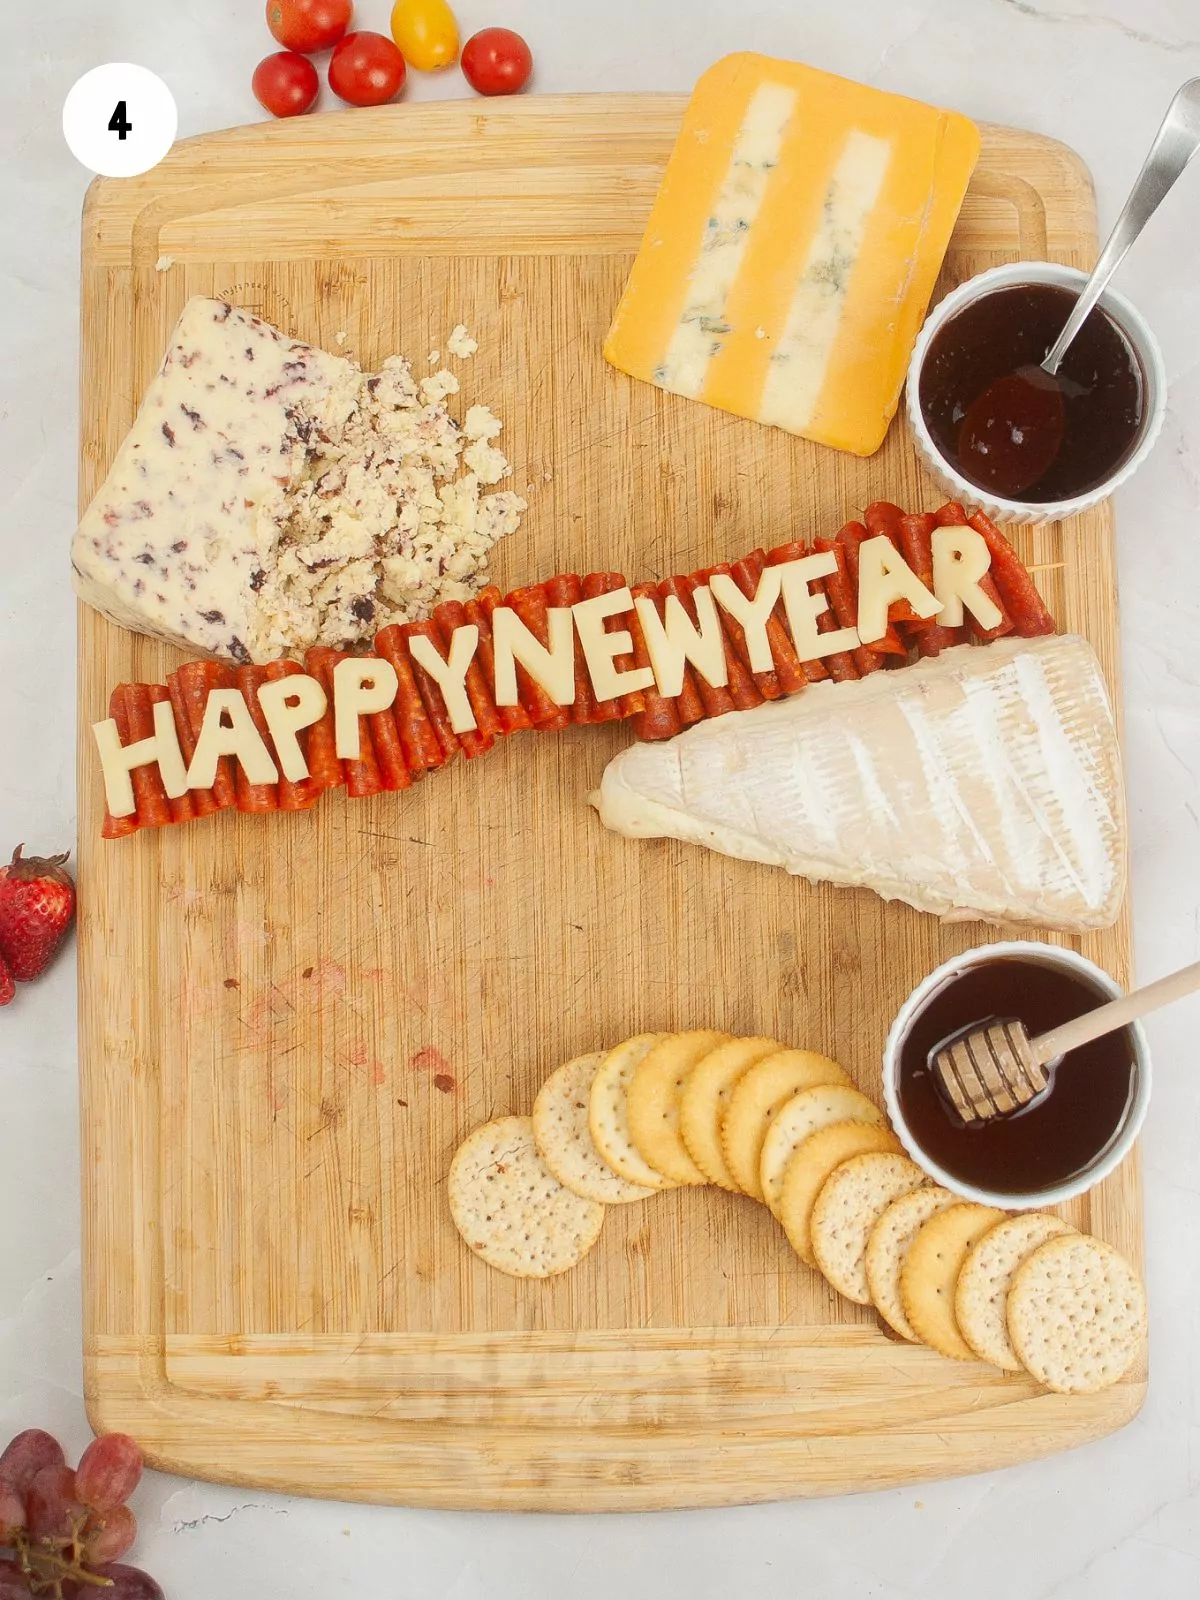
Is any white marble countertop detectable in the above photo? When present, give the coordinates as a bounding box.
[2,1,1198,1596]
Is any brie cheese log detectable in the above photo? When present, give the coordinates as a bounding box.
[592,635,1126,931]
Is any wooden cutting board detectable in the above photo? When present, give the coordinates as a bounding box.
[77,95,1144,1510]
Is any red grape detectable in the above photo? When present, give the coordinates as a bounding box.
[0,1560,27,1599]
[84,1565,165,1600]
[75,1434,143,1513]
[82,1503,137,1565]
[26,1464,83,1540]
[0,1428,160,1600]
[0,1479,24,1540]
[0,1429,65,1493]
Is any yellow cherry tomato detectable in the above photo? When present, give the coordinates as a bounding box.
[390,0,460,72]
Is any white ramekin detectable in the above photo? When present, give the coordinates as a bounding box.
[905,261,1167,526]
[882,940,1151,1210]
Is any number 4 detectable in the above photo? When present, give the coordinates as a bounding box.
[108,100,132,140]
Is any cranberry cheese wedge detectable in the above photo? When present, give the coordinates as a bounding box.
[72,298,526,664]
[73,298,362,663]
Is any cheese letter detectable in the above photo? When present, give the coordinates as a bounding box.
[407,628,480,734]
[257,674,327,782]
[492,607,576,708]
[709,568,783,673]
[932,525,1004,631]
[633,585,729,695]
[776,554,861,660]
[186,689,279,789]
[855,534,942,644]
[332,657,401,759]
[93,699,190,819]
[572,588,655,703]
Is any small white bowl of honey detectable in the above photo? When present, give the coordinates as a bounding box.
[882,940,1151,1210]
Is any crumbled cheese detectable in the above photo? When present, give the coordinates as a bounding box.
[335,330,348,345]
[155,254,174,272]
[72,297,528,662]
[447,323,479,359]
[476,491,526,543]
[463,404,502,442]
[258,361,520,653]
[427,350,440,365]
[420,369,459,404]
[372,355,420,408]
[463,439,510,485]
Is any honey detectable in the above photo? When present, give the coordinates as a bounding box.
[897,956,1138,1195]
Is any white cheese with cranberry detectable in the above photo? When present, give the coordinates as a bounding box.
[72,297,526,663]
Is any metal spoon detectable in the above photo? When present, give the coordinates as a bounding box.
[958,77,1200,498]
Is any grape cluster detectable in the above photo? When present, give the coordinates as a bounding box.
[0,1429,162,1598]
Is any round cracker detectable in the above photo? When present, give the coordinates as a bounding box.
[679,1037,781,1191]
[899,1202,1007,1361]
[448,1116,606,1278]
[865,1186,959,1342]
[534,1055,655,1205]
[627,1030,729,1186]
[955,1213,1074,1370]
[777,1120,900,1265]
[589,1035,676,1190]
[721,1050,850,1200]
[810,1153,927,1304]
[760,1084,884,1217]
[1007,1233,1146,1394]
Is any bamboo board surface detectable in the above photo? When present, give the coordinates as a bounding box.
[77,95,1143,1510]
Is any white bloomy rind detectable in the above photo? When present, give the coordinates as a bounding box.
[591,634,1126,932]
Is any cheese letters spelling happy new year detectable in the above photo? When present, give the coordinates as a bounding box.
[93,527,1002,818]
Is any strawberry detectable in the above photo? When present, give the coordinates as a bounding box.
[0,846,77,982]
[0,950,13,1006]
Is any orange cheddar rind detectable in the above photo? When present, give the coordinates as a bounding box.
[604,54,981,457]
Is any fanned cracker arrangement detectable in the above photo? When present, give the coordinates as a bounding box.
[450,1032,1146,1393]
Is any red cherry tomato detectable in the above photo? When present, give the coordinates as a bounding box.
[461,27,533,96]
[328,31,407,106]
[252,51,321,117]
[265,0,353,54]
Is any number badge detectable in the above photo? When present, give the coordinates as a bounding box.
[63,64,177,178]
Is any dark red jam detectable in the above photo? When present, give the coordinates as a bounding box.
[919,283,1145,504]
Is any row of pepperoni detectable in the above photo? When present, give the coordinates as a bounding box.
[100,502,1056,837]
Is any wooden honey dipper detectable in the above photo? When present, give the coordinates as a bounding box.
[933,959,1200,1124]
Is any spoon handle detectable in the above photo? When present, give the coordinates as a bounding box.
[1044,78,1200,375]
[1030,958,1200,1066]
